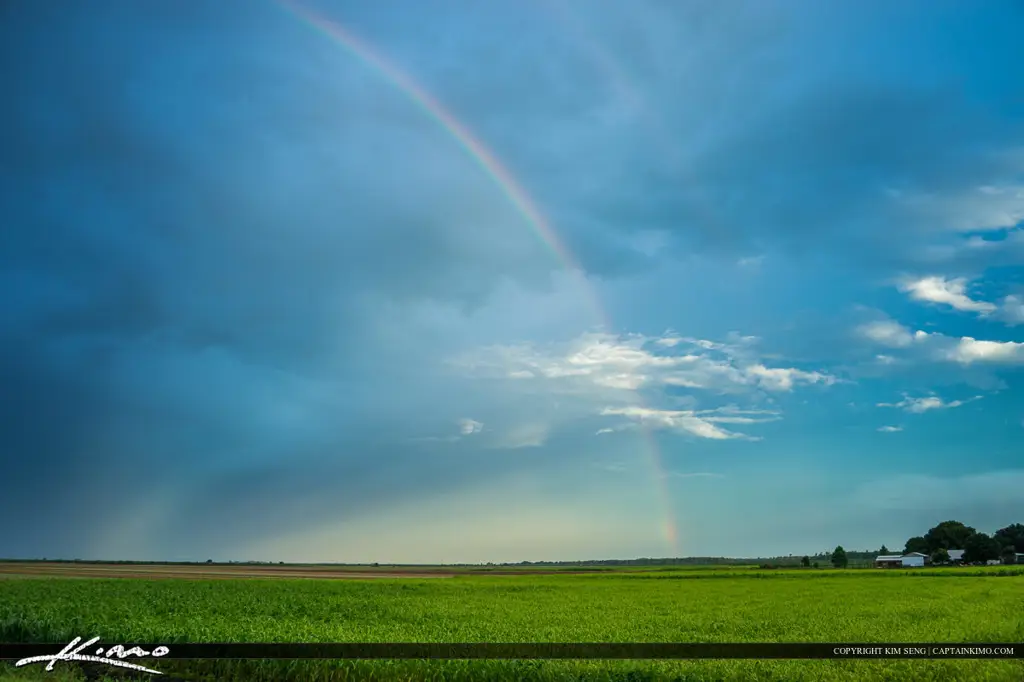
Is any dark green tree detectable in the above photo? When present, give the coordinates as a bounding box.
[963,532,1001,564]
[878,545,890,554]
[924,520,976,552]
[831,546,848,569]
[994,524,1024,553]
[904,536,929,554]
[1000,545,1017,564]
[931,548,950,565]
[801,555,810,567]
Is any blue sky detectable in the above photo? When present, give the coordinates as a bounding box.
[2,0,1023,563]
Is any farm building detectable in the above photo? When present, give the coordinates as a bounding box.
[1003,553,1024,565]
[900,552,927,567]
[874,552,928,568]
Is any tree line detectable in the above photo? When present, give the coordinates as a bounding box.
[826,521,1024,568]
[902,520,1023,564]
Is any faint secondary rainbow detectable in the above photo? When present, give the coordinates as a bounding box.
[272,0,681,557]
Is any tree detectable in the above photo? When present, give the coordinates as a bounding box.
[1000,546,1017,564]
[831,546,848,569]
[878,545,890,555]
[994,524,1024,553]
[801,556,810,567]
[963,532,1001,564]
[812,562,819,569]
[931,548,950,565]
[924,520,976,552]
[904,536,929,554]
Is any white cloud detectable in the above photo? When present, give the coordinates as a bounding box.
[895,185,1024,232]
[998,295,1024,326]
[492,423,549,449]
[942,336,1024,365]
[877,394,980,413]
[858,320,1024,366]
[857,320,914,348]
[898,275,997,314]
[744,364,836,391]
[454,332,834,395]
[452,331,833,442]
[458,418,484,435]
[600,406,777,441]
[877,425,903,433]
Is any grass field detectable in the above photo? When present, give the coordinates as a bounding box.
[1,564,1022,681]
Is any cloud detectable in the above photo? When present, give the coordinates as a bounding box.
[744,364,836,391]
[877,394,980,414]
[997,295,1024,326]
[858,320,1024,366]
[454,331,837,396]
[894,185,1024,233]
[941,336,1024,365]
[898,276,997,314]
[857,320,915,348]
[3,0,1024,563]
[492,423,549,449]
[458,418,484,435]
[600,406,777,441]
[877,425,903,433]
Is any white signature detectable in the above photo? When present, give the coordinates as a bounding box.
[15,636,169,675]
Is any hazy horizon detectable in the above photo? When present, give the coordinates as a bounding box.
[2,0,1023,564]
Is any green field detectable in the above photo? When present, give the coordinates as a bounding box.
[2,567,1022,681]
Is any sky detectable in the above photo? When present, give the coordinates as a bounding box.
[2,0,1023,564]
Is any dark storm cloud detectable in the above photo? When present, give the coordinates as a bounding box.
[2,0,1023,560]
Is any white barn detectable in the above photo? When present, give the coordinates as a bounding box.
[901,552,927,567]
[875,552,928,568]
[874,554,904,568]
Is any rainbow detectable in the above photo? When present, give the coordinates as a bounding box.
[271,0,681,557]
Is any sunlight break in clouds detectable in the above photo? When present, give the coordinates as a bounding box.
[877,425,903,433]
[458,418,484,435]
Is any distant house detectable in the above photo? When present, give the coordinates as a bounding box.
[875,552,928,568]
[946,549,965,563]
[1002,553,1024,565]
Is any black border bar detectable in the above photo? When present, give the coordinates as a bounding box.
[1,643,1020,660]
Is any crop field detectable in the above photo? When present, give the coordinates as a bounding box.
[1,564,1022,682]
